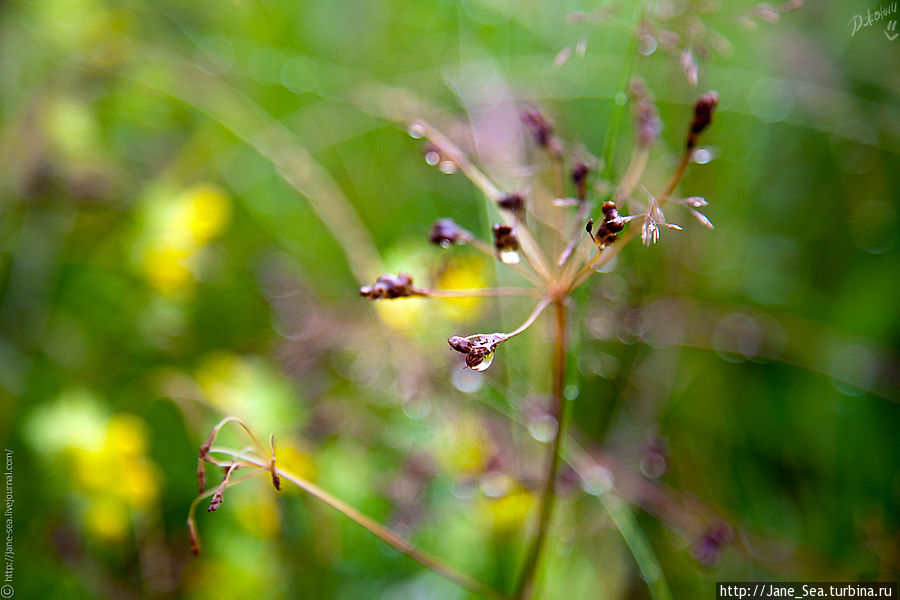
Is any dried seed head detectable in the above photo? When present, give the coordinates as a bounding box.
[521,107,564,157]
[492,225,519,252]
[270,469,281,491]
[492,224,521,264]
[571,162,590,201]
[688,91,719,149]
[520,107,554,148]
[429,218,464,247]
[589,201,630,248]
[497,192,525,215]
[628,79,661,148]
[448,335,473,353]
[448,333,506,372]
[359,273,415,300]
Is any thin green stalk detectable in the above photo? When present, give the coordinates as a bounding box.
[601,7,641,180]
[514,300,568,599]
[599,493,673,600]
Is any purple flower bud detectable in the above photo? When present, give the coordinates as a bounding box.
[429,218,464,247]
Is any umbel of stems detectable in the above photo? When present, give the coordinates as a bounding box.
[357,88,718,598]
[192,89,718,599]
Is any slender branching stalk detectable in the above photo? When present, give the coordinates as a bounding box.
[190,419,511,600]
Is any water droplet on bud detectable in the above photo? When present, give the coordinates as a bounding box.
[470,350,494,372]
[499,250,521,264]
[692,147,716,164]
[438,160,457,174]
[407,122,425,138]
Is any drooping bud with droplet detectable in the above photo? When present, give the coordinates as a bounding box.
[447,333,507,372]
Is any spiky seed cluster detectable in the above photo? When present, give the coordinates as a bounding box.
[359,273,415,299]
[688,91,719,149]
[429,218,464,247]
[587,201,629,248]
[492,225,519,253]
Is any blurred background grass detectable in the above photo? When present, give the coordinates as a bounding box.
[0,0,898,598]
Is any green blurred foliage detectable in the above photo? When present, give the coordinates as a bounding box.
[0,0,898,598]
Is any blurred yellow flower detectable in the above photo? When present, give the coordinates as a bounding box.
[234,484,280,539]
[433,416,491,476]
[84,496,131,542]
[144,244,194,296]
[434,256,489,321]
[181,183,231,245]
[139,182,231,296]
[195,352,304,438]
[25,394,162,541]
[480,488,536,532]
[276,443,317,485]
[374,297,426,332]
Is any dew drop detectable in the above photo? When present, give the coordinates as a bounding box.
[499,250,521,264]
[692,147,712,164]
[528,414,558,443]
[470,350,494,372]
[425,151,440,166]
[640,452,667,478]
[407,122,425,139]
[480,471,512,498]
[581,465,613,496]
[438,160,458,174]
[615,92,628,106]
[639,34,658,55]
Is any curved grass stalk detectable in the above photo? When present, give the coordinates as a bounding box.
[199,446,511,600]
[109,57,384,285]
